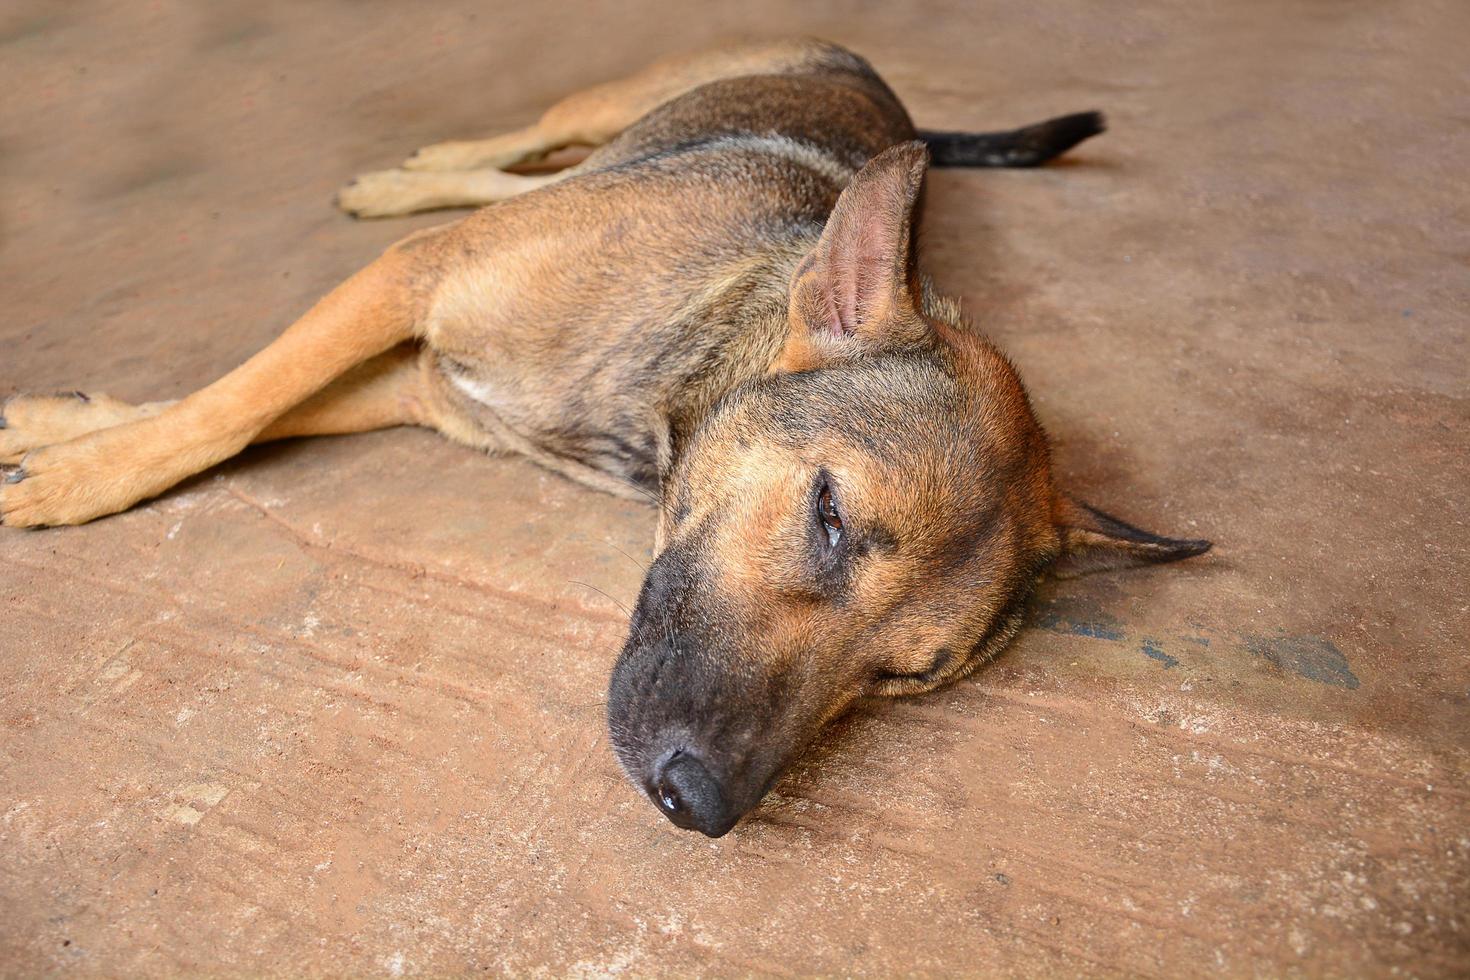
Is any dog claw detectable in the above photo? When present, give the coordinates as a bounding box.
[3,466,23,484]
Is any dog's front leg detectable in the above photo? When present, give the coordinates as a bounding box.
[0,344,442,465]
[0,245,432,527]
[0,393,173,464]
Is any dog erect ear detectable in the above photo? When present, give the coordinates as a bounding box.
[1051,495,1212,578]
[774,141,931,373]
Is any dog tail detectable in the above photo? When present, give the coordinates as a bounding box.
[919,111,1105,168]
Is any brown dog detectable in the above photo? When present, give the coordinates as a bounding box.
[0,39,1209,836]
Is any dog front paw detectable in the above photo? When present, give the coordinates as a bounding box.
[0,429,159,527]
[0,391,141,465]
[1,442,89,527]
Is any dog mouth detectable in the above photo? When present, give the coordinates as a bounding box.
[605,538,830,836]
[607,639,803,838]
[609,706,782,837]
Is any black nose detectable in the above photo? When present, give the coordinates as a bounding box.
[650,750,739,838]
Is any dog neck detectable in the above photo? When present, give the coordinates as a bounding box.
[648,236,818,489]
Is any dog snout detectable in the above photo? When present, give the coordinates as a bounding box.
[648,749,739,838]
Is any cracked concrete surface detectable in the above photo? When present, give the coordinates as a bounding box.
[2,0,1467,975]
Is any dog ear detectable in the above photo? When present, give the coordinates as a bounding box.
[1051,495,1212,578]
[774,141,931,372]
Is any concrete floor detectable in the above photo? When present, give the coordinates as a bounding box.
[2,1,1467,975]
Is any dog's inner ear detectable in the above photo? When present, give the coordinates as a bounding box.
[775,141,931,373]
[1051,495,1213,578]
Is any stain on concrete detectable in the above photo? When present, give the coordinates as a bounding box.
[1140,638,1180,669]
[1242,634,1361,690]
[1034,607,1126,642]
[1033,599,1359,689]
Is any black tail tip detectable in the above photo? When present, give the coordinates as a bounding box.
[1047,109,1107,141]
[921,110,1107,168]
[1017,110,1107,164]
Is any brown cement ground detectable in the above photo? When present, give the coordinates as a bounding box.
[2,1,1468,976]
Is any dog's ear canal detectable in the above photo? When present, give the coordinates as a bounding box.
[1050,495,1213,578]
[775,141,931,372]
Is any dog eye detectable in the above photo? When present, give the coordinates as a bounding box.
[879,649,953,685]
[816,483,843,547]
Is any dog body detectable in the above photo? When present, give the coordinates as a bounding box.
[0,39,1208,836]
[359,39,920,500]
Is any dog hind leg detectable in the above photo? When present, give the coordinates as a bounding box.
[400,39,841,173]
[336,167,568,219]
[345,40,855,217]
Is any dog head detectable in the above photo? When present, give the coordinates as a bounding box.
[607,143,1209,836]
